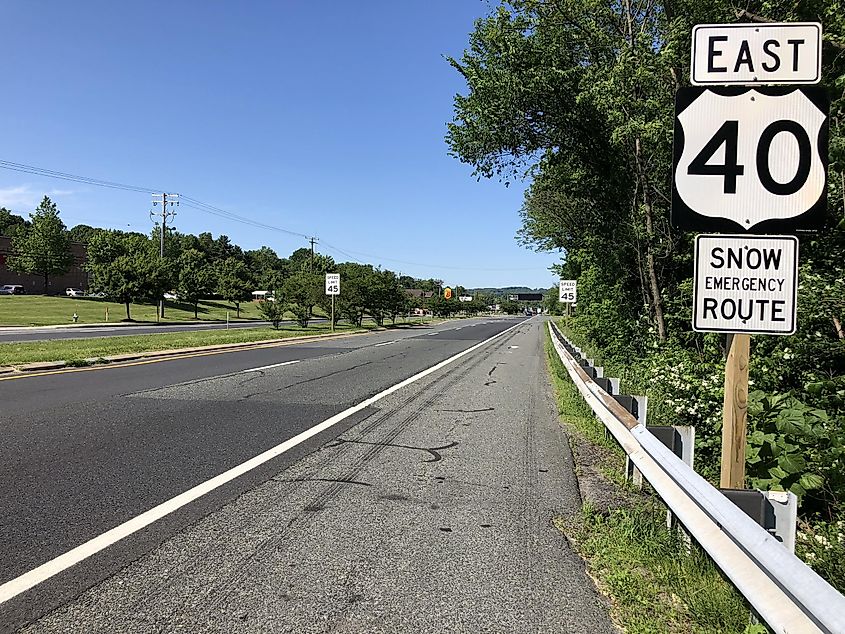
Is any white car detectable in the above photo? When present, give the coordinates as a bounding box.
[164,292,179,300]
[65,288,84,297]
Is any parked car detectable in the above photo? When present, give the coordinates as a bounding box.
[65,288,84,297]
[163,292,179,300]
[0,285,26,295]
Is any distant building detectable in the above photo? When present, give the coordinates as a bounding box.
[405,288,434,299]
[0,236,88,294]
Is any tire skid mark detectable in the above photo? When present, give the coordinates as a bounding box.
[194,327,522,612]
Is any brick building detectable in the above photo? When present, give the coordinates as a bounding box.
[0,236,89,294]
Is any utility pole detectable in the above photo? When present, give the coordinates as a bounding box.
[151,193,179,319]
[309,236,317,273]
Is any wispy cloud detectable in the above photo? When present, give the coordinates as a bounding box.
[0,185,76,212]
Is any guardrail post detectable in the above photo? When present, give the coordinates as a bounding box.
[623,396,648,487]
[720,489,799,554]
[767,491,798,553]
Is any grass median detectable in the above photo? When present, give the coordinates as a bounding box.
[543,327,756,633]
[0,295,332,326]
[0,323,369,367]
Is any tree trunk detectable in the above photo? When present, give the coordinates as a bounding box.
[194,301,199,319]
[235,302,240,318]
[634,137,667,341]
[43,273,49,295]
[125,301,131,321]
[833,315,845,340]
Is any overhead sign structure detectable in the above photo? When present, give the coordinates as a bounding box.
[692,23,822,86]
[693,235,798,335]
[325,273,340,296]
[672,85,829,233]
[559,280,577,303]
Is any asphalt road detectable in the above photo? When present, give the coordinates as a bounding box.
[0,316,614,633]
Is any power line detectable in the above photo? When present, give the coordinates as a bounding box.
[0,158,553,275]
[179,198,310,240]
[0,160,160,194]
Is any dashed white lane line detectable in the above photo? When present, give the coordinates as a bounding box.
[373,341,396,347]
[242,359,301,373]
[0,318,525,606]
[427,332,438,336]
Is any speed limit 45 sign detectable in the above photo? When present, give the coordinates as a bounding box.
[672,86,829,233]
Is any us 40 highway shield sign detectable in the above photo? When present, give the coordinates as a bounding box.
[693,235,798,334]
[672,86,828,233]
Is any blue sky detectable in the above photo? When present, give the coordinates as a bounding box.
[0,0,560,289]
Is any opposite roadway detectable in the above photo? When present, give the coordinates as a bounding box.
[0,316,615,633]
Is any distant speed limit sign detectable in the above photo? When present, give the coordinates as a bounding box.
[325,273,340,295]
[672,86,828,233]
[559,280,577,303]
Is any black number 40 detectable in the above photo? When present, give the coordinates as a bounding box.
[688,119,812,196]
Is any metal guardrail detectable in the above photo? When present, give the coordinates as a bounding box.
[547,321,845,634]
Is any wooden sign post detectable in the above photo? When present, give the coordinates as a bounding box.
[720,333,750,488]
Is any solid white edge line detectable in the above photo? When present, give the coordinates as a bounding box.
[242,359,301,373]
[0,318,525,605]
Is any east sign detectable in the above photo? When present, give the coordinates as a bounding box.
[691,23,822,85]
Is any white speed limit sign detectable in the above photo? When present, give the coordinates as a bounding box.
[672,86,828,233]
[559,280,576,303]
[325,273,340,295]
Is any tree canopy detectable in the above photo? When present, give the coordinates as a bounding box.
[7,197,73,293]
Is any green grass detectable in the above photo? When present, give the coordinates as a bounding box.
[0,323,366,367]
[0,295,329,326]
[544,327,758,634]
[563,505,758,634]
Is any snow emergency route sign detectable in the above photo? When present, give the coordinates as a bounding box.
[693,234,798,335]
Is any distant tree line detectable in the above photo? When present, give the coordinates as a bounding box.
[0,197,514,323]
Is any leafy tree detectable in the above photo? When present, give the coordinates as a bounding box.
[7,197,72,294]
[428,294,458,317]
[177,249,215,318]
[279,271,322,327]
[215,257,253,317]
[257,297,286,329]
[335,262,370,326]
[499,300,519,315]
[245,246,285,290]
[0,208,29,237]
[363,268,403,326]
[87,231,167,320]
[68,224,100,244]
[197,232,242,262]
[462,297,486,317]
